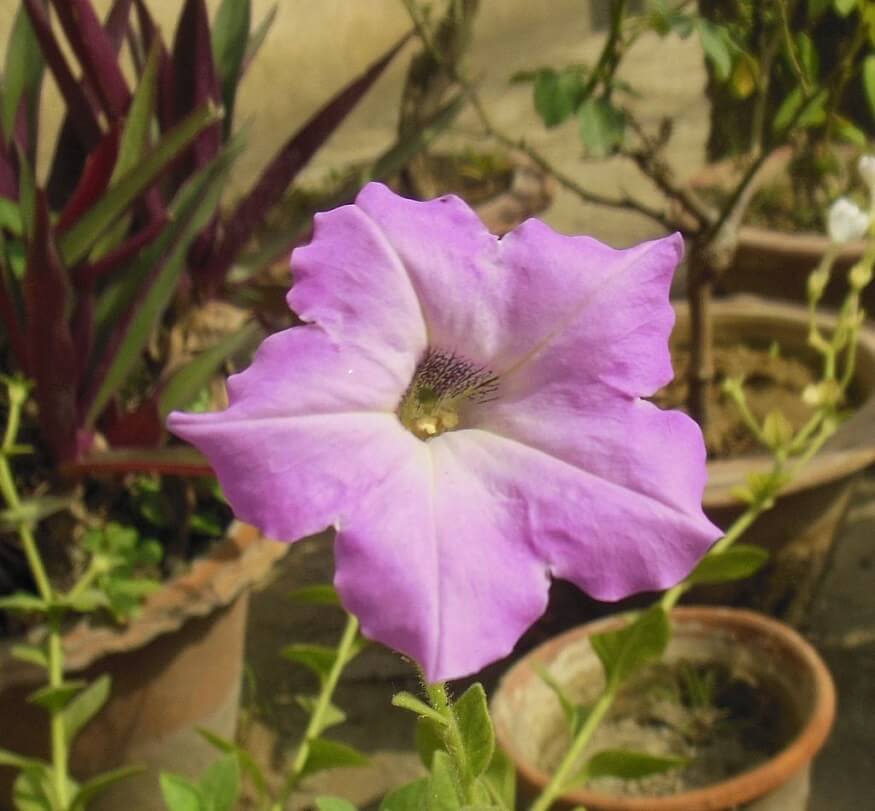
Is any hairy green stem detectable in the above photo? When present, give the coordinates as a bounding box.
[528,689,613,811]
[423,679,475,803]
[281,612,359,802]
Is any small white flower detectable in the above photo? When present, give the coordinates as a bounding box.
[827,197,869,243]
[858,154,875,201]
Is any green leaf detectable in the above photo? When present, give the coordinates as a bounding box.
[834,114,867,147]
[63,675,111,747]
[533,69,582,127]
[212,0,251,134]
[294,695,347,730]
[585,749,686,781]
[481,747,515,809]
[415,716,446,769]
[159,773,203,811]
[577,97,625,158]
[834,0,858,17]
[0,197,23,235]
[196,729,269,802]
[795,32,819,83]
[314,798,358,811]
[686,544,769,586]
[27,681,87,714]
[158,321,261,416]
[0,495,75,530]
[12,766,55,811]
[300,738,368,778]
[2,5,43,143]
[87,137,243,426]
[0,748,43,770]
[428,750,461,811]
[533,662,583,734]
[696,19,731,81]
[10,644,47,668]
[455,683,494,778]
[808,0,832,17]
[289,584,341,606]
[378,778,430,811]
[244,5,278,68]
[773,87,826,134]
[59,588,111,613]
[590,606,670,692]
[863,55,875,120]
[198,755,239,811]
[762,409,793,449]
[0,592,48,614]
[58,103,221,267]
[392,691,446,725]
[116,42,160,182]
[280,643,337,681]
[69,766,144,811]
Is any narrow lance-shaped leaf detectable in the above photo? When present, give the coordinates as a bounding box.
[48,0,130,118]
[24,190,79,461]
[75,216,168,286]
[63,446,214,478]
[201,31,412,285]
[211,0,251,136]
[241,5,277,74]
[133,0,175,133]
[0,230,28,371]
[58,102,221,268]
[0,133,17,199]
[83,138,241,427]
[22,0,102,149]
[2,4,45,152]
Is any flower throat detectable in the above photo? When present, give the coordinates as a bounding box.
[397,349,498,439]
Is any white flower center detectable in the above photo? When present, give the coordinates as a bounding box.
[397,349,498,439]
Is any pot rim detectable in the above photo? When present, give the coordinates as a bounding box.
[674,295,875,507]
[0,521,287,683]
[493,606,836,811]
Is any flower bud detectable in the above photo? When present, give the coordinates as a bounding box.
[827,197,870,243]
[807,266,830,303]
[849,260,874,291]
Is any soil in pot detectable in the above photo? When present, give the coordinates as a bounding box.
[540,659,795,798]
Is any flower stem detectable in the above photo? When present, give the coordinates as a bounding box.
[1,378,70,807]
[528,689,614,811]
[422,679,476,803]
[281,611,359,802]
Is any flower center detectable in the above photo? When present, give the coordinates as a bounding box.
[397,349,499,440]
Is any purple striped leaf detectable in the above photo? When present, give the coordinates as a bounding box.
[133,0,175,133]
[56,126,121,234]
[74,216,168,286]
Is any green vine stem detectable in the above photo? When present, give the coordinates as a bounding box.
[0,377,71,808]
[422,679,476,803]
[279,611,360,805]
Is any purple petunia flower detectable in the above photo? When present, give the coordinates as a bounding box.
[168,183,721,681]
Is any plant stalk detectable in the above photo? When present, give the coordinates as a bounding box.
[423,679,476,803]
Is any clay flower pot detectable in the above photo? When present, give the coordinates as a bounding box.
[0,522,287,811]
[685,148,869,308]
[683,296,875,620]
[492,606,836,810]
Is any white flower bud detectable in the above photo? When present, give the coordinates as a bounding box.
[827,197,870,243]
[858,154,875,201]
[849,260,874,291]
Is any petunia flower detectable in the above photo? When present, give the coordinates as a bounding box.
[168,183,721,681]
[827,196,870,244]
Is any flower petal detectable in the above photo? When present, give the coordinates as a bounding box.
[289,197,428,363]
[334,433,550,682]
[494,220,682,397]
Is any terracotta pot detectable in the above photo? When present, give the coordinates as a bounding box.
[493,606,836,810]
[684,296,875,622]
[0,522,287,811]
[685,148,869,308]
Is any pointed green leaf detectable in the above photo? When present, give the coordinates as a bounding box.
[455,683,494,778]
[12,766,54,811]
[2,5,43,142]
[392,691,446,725]
[428,750,461,811]
[196,729,268,802]
[0,748,43,770]
[314,798,358,811]
[585,749,686,781]
[0,592,48,613]
[590,606,670,692]
[533,662,581,733]
[158,321,262,416]
[300,738,368,778]
[10,644,47,668]
[834,0,858,17]
[198,755,239,811]
[59,588,111,613]
[0,495,75,530]
[244,6,277,69]
[280,643,337,680]
[58,103,221,267]
[534,69,581,127]
[578,97,625,158]
[87,137,243,426]
[686,544,769,586]
[415,716,446,769]
[159,772,203,811]
[27,681,87,713]
[70,766,144,811]
[696,19,731,80]
[211,0,251,133]
[289,584,341,606]
[295,695,347,730]
[62,674,111,747]
[0,197,23,235]
[378,778,430,811]
[864,55,875,120]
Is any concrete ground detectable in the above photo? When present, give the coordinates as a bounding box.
[233,6,874,810]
